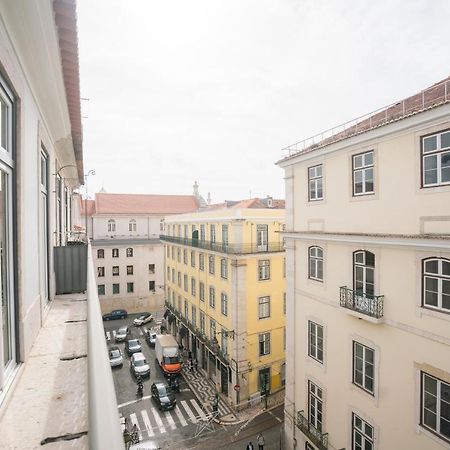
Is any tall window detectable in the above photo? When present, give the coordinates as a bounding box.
[112,266,119,276]
[191,278,196,296]
[97,267,105,277]
[421,372,450,441]
[55,174,62,245]
[354,251,375,296]
[200,224,205,242]
[192,305,197,328]
[422,130,450,187]
[258,260,270,280]
[259,332,270,356]
[184,299,188,318]
[191,251,195,267]
[149,280,155,291]
[209,286,215,308]
[177,271,181,287]
[98,285,105,296]
[127,282,134,293]
[199,282,205,302]
[177,248,181,262]
[210,224,216,243]
[209,255,215,274]
[183,249,188,265]
[112,248,119,258]
[113,283,120,294]
[308,321,323,363]
[184,224,188,237]
[308,165,323,201]
[422,258,450,313]
[126,265,133,275]
[108,219,116,232]
[40,149,49,304]
[200,311,205,334]
[352,413,374,450]
[308,381,323,432]
[258,296,270,319]
[183,274,188,291]
[257,224,268,251]
[126,247,133,257]
[167,267,170,281]
[221,329,228,355]
[353,341,375,394]
[221,258,228,279]
[222,224,229,246]
[210,319,216,340]
[199,253,205,271]
[308,246,323,281]
[353,151,374,196]
[129,219,136,232]
[97,249,104,259]
[149,264,155,274]
[221,293,228,316]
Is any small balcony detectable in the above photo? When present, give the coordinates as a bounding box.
[296,410,328,450]
[340,286,384,322]
[159,235,284,254]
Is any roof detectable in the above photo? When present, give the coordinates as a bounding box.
[279,75,450,163]
[89,193,199,215]
[53,0,84,183]
[203,197,285,210]
[80,199,95,216]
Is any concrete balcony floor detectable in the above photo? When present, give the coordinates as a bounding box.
[0,294,88,449]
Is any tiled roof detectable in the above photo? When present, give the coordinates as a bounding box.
[203,198,285,210]
[93,193,199,215]
[80,199,95,216]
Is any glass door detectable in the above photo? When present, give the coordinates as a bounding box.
[256,224,268,252]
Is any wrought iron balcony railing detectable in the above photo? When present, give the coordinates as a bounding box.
[296,410,328,450]
[339,286,384,319]
[160,235,284,254]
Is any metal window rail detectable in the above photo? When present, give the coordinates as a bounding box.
[160,235,284,254]
[296,410,328,450]
[87,243,124,450]
[339,286,384,319]
[282,78,450,158]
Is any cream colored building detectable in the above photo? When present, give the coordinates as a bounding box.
[162,198,286,407]
[278,77,450,450]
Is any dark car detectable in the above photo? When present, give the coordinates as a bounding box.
[151,382,176,410]
[102,309,128,321]
[125,339,142,356]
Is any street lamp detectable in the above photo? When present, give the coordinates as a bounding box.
[84,169,95,240]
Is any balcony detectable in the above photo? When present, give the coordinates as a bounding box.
[160,235,284,254]
[340,286,384,322]
[296,410,328,450]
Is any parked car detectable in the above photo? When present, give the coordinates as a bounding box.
[130,352,150,378]
[125,339,142,356]
[115,326,129,343]
[109,346,123,368]
[133,312,153,326]
[103,309,128,321]
[145,328,158,347]
[151,382,176,410]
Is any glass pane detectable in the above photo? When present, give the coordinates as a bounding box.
[308,167,315,178]
[365,376,374,392]
[355,252,364,264]
[443,261,450,276]
[309,180,316,198]
[425,277,438,293]
[424,169,438,185]
[365,442,373,450]
[443,383,450,404]
[317,179,323,198]
[366,268,374,284]
[441,399,450,420]
[424,375,437,395]
[441,417,450,438]
[424,392,437,411]
[0,97,8,150]
[423,135,437,152]
[442,294,450,310]
[317,261,323,280]
[424,409,437,429]
[441,131,450,149]
[354,155,363,168]
[442,166,450,183]
[316,165,322,177]
[425,291,438,307]
[364,152,373,166]
[365,348,374,364]
[365,251,375,267]
[425,260,439,274]
[355,170,363,184]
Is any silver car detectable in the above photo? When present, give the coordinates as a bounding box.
[130,352,150,378]
[109,346,123,368]
[125,338,142,356]
[115,326,129,343]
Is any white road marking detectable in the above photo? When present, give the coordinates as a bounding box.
[106,331,111,340]
[117,395,151,409]
[139,328,143,336]
[151,407,166,434]
[141,409,154,437]
[164,411,177,430]
[190,399,207,420]
[112,330,116,338]
[181,400,197,423]
[129,413,142,441]
[174,405,188,427]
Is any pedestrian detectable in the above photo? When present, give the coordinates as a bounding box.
[257,432,265,450]
[190,357,194,373]
[193,358,198,372]
[246,442,254,450]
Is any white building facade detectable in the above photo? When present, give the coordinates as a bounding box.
[278,78,450,450]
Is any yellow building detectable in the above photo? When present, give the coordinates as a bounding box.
[161,198,286,407]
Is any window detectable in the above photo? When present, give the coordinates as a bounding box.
[113,283,120,294]
[112,266,119,276]
[221,329,228,355]
[166,245,170,257]
[172,268,175,283]
[422,130,450,187]
[149,264,155,274]
[149,280,155,292]
[98,284,105,296]
[129,219,136,232]
[308,165,323,201]
[191,251,195,267]
[210,224,216,243]
[308,321,323,363]
[126,248,133,257]
[221,258,228,279]
[354,250,375,296]
[184,299,189,318]
[127,282,134,293]
[177,224,181,237]
[184,224,188,237]
[209,255,215,274]
[199,253,205,271]
[353,151,374,196]
[200,311,205,334]
[222,224,229,246]
[308,381,323,432]
[221,293,228,316]
[184,274,188,291]
[177,248,181,262]
[200,224,205,242]
[177,272,181,287]
[352,413,374,450]
[200,282,205,302]
[97,267,105,277]
[305,443,314,450]
[210,319,216,340]
[209,286,216,308]
[256,224,268,251]
[97,249,104,259]
[421,372,450,441]
[422,258,450,313]
[183,249,188,265]
[283,293,286,314]
[112,248,119,258]
[258,296,270,319]
[191,278,196,296]
[258,260,270,280]
[108,219,116,232]
[353,341,375,394]
[308,246,323,281]
[283,257,286,278]
[171,246,174,259]
[259,332,270,356]
[177,295,181,312]
[192,306,197,327]
[126,265,133,275]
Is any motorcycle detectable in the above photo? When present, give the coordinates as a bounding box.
[168,375,180,393]
[136,376,144,397]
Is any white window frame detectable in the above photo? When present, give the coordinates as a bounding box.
[199,282,205,302]
[352,413,374,450]
[210,224,216,243]
[258,260,270,281]
[422,258,450,313]
[129,219,136,232]
[221,293,228,316]
[308,380,323,432]
[199,253,205,271]
[209,286,215,308]
[108,219,116,232]
[221,258,228,279]
[112,248,119,258]
[353,151,374,196]
[308,164,323,201]
[422,130,450,187]
[259,332,270,356]
[308,246,323,281]
[209,255,215,274]
[191,277,196,296]
[112,266,119,276]
[258,296,270,319]
[308,321,323,363]
[191,250,195,267]
[126,247,133,257]
[353,341,375,395]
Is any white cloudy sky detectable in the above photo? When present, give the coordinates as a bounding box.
[77,0,450,202]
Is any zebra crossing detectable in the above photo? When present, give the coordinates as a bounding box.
[121,398,207,438]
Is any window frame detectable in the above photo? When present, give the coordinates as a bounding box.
[308,246,324,282]
[108,219,116,232]
[308,380,323,432]
[422,257,450,314]
[112,248,119,258]
[221,292,228,316]
[258,296,270,319]
[258,259,270,281]
[352,150,374,196]
[308,164,324,201]
[208,255,215,274]
[308,321,323,363]
[209,286,216,308]
[352,413,374,450]
[112,283,120,294]
[98,284,105,296]
[127,282,134,293]
[220,258,228,279]
[149,280,155,292]
[352,341,375,395]
[421,129,450,188]
[112,266,119,276]
[126,265,133,275]
[97,249,104,259]
[97,266,105,277]
[258,332,271,356]
[128,219,136,232]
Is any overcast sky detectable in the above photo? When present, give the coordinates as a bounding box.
[77,0,450,203]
